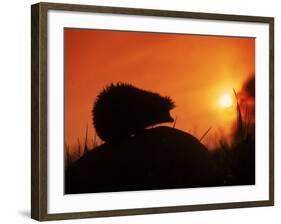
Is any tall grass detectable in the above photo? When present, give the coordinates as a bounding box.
[64,125,101,168]
[211,88,255,185]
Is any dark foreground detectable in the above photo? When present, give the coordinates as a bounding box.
[65,126,254,194]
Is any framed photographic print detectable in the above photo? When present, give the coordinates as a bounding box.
[31,2,274,221]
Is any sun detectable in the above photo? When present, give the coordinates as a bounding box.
[218,93,233,108]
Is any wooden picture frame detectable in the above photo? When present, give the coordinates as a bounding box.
[31,2,274,221]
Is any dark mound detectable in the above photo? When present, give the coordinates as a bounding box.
[65,126,222,194]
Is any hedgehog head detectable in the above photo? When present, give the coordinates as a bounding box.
[146,95,175,126]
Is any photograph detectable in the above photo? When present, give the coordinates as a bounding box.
[64,28,256,194]
[31,2,274,220]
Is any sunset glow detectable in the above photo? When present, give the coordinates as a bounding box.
[219,93,233,108]
[64,29,255,151]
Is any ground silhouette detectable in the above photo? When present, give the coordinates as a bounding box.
[65,126,223,194]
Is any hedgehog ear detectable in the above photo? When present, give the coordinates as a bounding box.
[164,96,175,110]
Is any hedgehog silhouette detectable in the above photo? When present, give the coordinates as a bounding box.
[92,83,175,143]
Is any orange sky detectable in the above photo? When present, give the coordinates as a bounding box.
[64,28,255,151]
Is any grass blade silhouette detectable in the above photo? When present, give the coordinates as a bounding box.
[199,127,212,142]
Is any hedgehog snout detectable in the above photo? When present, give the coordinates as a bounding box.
[166,113,174,122]
[158,111,174,123]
